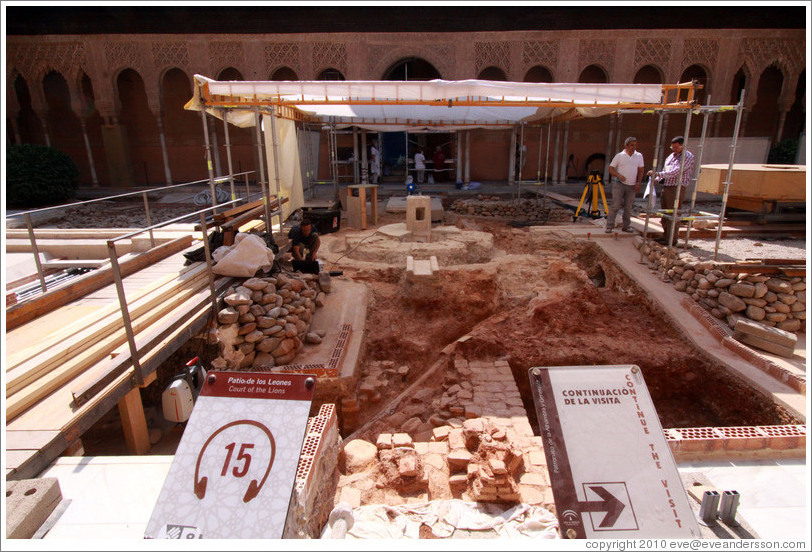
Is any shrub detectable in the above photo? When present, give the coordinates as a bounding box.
[6,144,80,208]
[767,139,798,165]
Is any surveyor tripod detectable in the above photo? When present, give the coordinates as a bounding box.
[574,170,609,220]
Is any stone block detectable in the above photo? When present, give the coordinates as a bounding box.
[5,478,62,539]
[432,426,451,441]
[376,433,393,450]
[392,433,414,448]
[427,441,449,455]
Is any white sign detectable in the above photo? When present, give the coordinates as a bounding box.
[145,372,315,539]
[529,365,700,539]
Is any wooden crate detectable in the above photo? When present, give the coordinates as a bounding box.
[697,164,806,201]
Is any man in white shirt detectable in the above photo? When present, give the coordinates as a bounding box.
[370,141,381,184]
[606,136,645,233]
[414,148,426,184]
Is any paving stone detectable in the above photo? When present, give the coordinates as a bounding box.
[392,433,414,448]
[432,426,451,441]
[376,433,393,450]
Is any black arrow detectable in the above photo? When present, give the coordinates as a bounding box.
[579,486,626,528]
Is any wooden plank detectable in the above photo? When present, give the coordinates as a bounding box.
[4,430,62,450]
[118,386,151,454]
[696,164,806,201]
[6,266,199,369]
[70,277,231,406]
[5,277,209,419]
[5,235,194,330]
[214,198,265,223]
[5,266,207,395]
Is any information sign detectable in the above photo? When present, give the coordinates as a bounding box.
[145,372,315,539]
[528,364,700,539]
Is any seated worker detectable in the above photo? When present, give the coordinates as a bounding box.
[288,218,320,261]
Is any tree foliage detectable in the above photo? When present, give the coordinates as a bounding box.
[6,144,80,208]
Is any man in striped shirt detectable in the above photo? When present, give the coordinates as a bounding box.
[649,136,696,244]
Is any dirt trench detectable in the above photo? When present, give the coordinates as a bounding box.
[343,225,797,438]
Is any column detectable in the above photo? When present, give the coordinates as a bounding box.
[156,114,173,186]
[560,120,570,183]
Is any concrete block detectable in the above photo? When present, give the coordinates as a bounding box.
[734,330,796,358]
[5,478,62,539]
[406,195,432,233]
[734,317,797,348]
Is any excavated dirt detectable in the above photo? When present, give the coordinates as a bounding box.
[330,211,797,437]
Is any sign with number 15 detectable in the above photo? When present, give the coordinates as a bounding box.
[145,372,315,539]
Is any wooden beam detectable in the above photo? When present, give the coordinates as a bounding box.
[6,265,200,369]
[5,267,207,397]
[118,387,150,455]
[5,277,209,418]
[5,235,194,330]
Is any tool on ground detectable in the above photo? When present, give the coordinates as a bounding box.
[162,356,207,423]
[574,170,609,220]
[327,502,354,538]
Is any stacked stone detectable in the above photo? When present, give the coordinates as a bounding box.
[443,418,523,503]
[449,197,572,222]
[636,239,806,334]
[213,272,330,370]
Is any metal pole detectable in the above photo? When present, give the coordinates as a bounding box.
[641,111,665,254]
[361,129,368,185]
[456,130,462,183]
[142,192,155,248]
[603,114,615,185]
[200,108,218,213]
[552,123,561,183]
[352,126,359,183]
[536,124,543,183]
[713,92,745,260]
[107,240,143,385]
[157,115,173,186]
[254,108,272,230]
[543,123,552,209]
[25,213,48,293]
[508,125,517,187]
[464,130,471,185]
[268,111,285,234]
[665,108,693,249]
[684,98,712,249]
[222,108,236,201]
[200,213,219,316]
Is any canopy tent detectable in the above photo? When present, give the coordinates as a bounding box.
[185,75,699,131]
[184,75,745,261]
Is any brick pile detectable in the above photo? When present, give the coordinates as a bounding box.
[211,272,332,370]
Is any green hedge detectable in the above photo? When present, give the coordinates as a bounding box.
[6,144,80,208]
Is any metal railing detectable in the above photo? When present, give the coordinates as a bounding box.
[6,172,255,295]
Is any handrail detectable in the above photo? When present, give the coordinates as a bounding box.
[6,172,256,294]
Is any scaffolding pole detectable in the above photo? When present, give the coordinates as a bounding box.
[665,107,693,249]
[641,111,666,245]
[684,96,712,250]
[221,108,236,201]
[713,92,746,261]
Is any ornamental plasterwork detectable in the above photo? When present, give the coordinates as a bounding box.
[312,42,347,73]
[208,41,245,73]
[740,38,805,75]
[152,42,190,69]
[634,38,671,68]
[475,41,511,73]
[8,42,86,81]
[522,40,559,68]
[682,38,718,70]
[578,39,615,73]
[265,42,300,74]
[105,40,146,73]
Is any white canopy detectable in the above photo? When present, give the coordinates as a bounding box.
[187,75,674,131]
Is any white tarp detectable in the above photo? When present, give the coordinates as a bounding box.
[263,114,305,218]
[186,75,663,131]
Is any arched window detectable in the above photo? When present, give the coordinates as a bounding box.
[578,64,608,84]
[633,65,663,84]
[383,57,441,81]
[477,66,507,81]
[523,65,553,83]
[317,68,345,81]
[218,67,244,81]
[679,64,708,103]
[271,66,298,81]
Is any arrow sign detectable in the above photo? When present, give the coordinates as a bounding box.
[579,485,626,527]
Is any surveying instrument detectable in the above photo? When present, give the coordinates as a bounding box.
[574,170,609,221]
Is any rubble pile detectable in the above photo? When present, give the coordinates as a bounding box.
[449,196,573,223]
[636,238,806,334]
[211,272,332,370]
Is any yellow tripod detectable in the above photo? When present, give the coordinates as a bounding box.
[574,170,609,220]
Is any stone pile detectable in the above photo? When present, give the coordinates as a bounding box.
[211,272,331,370]
[449,196,572,223]
[636,238,806,334]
